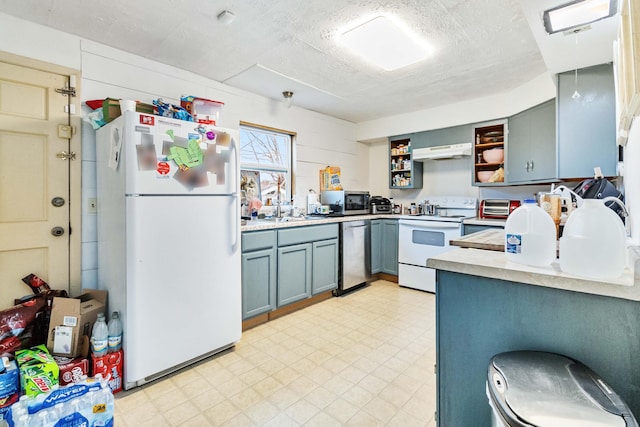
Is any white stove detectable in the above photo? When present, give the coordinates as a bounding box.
[398,197,477,293]
[398,196,478,222]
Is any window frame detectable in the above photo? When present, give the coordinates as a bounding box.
[239,121,296,204]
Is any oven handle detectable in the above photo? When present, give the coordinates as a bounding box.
[399,220,461,230]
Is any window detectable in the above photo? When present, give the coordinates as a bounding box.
[239,123,294,206]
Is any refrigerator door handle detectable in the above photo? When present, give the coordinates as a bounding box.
[231,134,240,251]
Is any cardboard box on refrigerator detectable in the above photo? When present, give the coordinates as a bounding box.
[46,289,107,358]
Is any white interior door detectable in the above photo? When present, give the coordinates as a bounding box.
[0,54,81,307]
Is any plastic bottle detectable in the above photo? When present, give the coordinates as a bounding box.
[504,199,557,267]
[107,312,123,353]
[91,313,108,357]
[91,386,115,427]
[559,199,627,279]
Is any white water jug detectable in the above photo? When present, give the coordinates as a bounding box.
[559,199,627,279]
[505,199,557,267]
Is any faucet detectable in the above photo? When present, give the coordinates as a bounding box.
[275,199,282,218]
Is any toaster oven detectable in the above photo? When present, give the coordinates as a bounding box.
[479,199,521,219]
[370,196,392,214]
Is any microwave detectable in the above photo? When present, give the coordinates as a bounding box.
[320,190,370,216]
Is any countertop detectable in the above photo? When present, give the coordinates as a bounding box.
[241,212,483,231]
[427,244,640,301]
[462,217,506,227]
[241,214,397,231]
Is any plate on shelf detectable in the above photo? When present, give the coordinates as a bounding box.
[484,131,502,137]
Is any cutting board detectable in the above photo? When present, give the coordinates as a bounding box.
[450,229,504,251]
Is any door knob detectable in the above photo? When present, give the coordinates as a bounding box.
[51,227,65,237]
[51,197,65,207]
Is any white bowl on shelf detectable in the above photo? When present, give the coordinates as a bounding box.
[482,148,504,163]
[477,170,495,183]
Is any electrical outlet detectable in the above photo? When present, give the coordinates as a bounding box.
[88,198,97,214]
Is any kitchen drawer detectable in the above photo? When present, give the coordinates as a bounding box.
[242,230,276,252]
[278,224,339,246]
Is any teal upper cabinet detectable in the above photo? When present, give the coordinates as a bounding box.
[557,63,617,178]
[389,137,423,189]
[506,100,556,183]
[413,124,473,149]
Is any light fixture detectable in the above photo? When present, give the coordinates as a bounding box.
[217,10,235,25]
[572,34,581,99]
[282,91,294,108]
[338,15,431,71]
[543,0,617,34]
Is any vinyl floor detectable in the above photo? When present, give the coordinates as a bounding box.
[113,280,436,426]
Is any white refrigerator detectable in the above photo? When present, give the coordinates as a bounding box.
[96,111,241,390]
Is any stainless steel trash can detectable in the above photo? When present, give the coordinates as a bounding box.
[487,351,638,427]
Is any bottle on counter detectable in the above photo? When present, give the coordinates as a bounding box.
[107,311,123,353]
[91,313,108,357]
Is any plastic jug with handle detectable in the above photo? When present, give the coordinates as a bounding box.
[559,199,627,279]
[504,199,557,267]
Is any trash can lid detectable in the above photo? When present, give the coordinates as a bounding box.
[487,351,637,427]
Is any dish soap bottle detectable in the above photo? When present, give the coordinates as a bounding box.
[504,199,556,267]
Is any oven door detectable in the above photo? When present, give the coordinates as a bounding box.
[398,219,462,266]
[398,219,462,293]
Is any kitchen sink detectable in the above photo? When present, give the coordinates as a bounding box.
[250,216,307,224]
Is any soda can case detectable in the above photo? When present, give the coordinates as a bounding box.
[91,349,123,394]
[54,356,89,386]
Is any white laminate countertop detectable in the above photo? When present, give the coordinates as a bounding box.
[241,214,397,232]
[427,246,640,301]
[462,217,506,227]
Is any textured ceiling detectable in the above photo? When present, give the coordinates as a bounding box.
[0,0,618,123]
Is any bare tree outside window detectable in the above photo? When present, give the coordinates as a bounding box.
[240,125,292,205]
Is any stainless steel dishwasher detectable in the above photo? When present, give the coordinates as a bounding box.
[336,220,371,296]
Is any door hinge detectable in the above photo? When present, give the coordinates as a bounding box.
[56,151,76,161]
[55,87,76,97]
[55,75,77,97]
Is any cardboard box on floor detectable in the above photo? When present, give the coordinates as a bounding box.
[46,290,107,358]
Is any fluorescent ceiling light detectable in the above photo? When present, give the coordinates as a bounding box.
[543,0,617,34]
[338,15,431,71]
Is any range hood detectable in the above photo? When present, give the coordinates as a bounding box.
[413,143,472,161]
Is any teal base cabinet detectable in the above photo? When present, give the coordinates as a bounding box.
[381,220,398,275]
[371,219,398,275]
[241,230,277,319]
[435,270,640,426]
[239,223,341,315]
[311,239,339,294]
[371,220,382,274]
[277,243,312,306]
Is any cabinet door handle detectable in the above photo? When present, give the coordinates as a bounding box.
[525,161,530,172]
[530,160,534,171]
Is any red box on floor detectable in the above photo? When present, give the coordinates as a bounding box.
[54,356,89,386]
[91,349,123,394]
